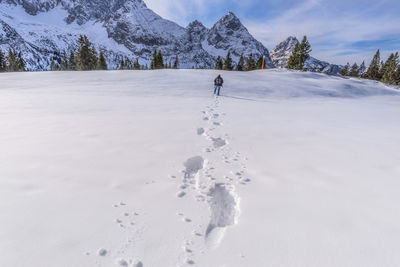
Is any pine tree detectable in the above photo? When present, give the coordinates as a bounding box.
[245,53,256,71]
[6,49,18,72]
[96,51,108,70]
[0,50,7,72]
[365,50,381,80]
[340,63,350,76]
[236,55,244,71]
[150,50,157,70]
[68,51,76,70]
[395,66,400,85]
[223,52,233,71]
[125,57,132,70]
[50,59,58,71]
[173,55,179,69]
[299,36,311,67]
[349,63,359,77]
[256,56,263,69]
[215,56,223,70]
[16,52,25,71]
[286,43,301,70]
[359,61,366,77]
[119,58,125,70]
[156,50,164,69]
[75,35,98,71]
[286,36,312,70]
[133,58,140,70]
[382,52,399,85]
[59,51,69,71]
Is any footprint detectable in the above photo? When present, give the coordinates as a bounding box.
[98,248,107,256]
[197,128,205,135]
[211,138,227,148]
[116,259,128,266]
[213,122,221,126]
[176,191,186,198]
[133,260,143,267]
[184,156,204,179]
[205,184,239,248]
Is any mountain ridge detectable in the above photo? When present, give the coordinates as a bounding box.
[0,0,338,73]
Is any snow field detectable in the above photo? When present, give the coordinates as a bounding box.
[0,69,400,267]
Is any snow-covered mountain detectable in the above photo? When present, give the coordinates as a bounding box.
[270,36,342,74]
[0,0,271,70]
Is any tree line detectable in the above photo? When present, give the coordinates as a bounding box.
[341,50,400,85]
[214,52,266,71]
[1,34,399,87]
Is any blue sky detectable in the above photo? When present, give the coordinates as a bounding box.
[145,0,400,65]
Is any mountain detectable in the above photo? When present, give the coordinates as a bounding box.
[270,36,342,74]
[0,0,271,70]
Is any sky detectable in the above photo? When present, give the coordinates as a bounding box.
[145,0,400,65]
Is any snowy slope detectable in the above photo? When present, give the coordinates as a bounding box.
[0,0,270,70]
[270,36,342,74]
[1,70,400,267]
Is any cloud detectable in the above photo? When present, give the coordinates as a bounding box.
[244,0,400,64]
[144,0,400,65]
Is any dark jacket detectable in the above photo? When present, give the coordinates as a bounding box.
[214,76,224,86]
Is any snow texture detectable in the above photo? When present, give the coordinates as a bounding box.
[0,69,400,267]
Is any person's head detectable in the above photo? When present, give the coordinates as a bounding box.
[218,74,221,77]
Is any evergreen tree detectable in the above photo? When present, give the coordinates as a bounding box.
[125,57,132,69]
[223,52,233,71]
[365,49,381,80]
[150,50,157,69]
[340,63,350,76]
[6,49,17,72]
[96,51,108,70]
[16,52,25,71]
[150,50,164,69]
[0,50,6,72]
[256,55,264,69]
[173,55,179,69]
[75,35,98,70]
[50,59,58,71]
[286,43,301,70]
[68,51,76,70]
[133,58,140,70]
[245,53,256,71]
[382,52,399,85]
[359,61,366,77]
[156,50,164,69]
[119,58,125,70]
[59,51,69,71]
[395,66,400,85]
[215,56,223,70]
[286,36,312,70]
[349,63,359,77]
[299,36,312,67]
[236,55,244,71]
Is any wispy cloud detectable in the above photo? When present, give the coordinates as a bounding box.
[144,0,400,65]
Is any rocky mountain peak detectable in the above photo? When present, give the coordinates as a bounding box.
[213,12,242,32]
[270,36,342,74]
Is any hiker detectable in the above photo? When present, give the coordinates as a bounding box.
[214,74,224,96]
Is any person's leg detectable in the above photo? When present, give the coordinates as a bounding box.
[217,86,221,96]
[214,86,217,94]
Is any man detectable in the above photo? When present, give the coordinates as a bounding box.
[214,74,224,96]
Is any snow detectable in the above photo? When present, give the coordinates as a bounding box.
[1,69,400,267]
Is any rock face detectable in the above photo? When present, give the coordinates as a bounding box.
[270,36,342,74]
[0,0,271,70]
